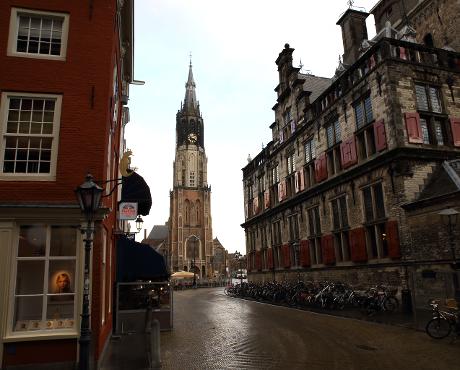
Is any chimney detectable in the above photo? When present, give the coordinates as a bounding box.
[275,43,295,92]
[337,8,369,66]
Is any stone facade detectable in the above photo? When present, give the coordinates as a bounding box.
[241,1,460,308]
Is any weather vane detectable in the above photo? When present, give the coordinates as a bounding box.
[347,0,354,8]
[189,51,192,66]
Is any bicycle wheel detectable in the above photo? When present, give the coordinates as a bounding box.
[383,297,399,311]
[425,318,452,339]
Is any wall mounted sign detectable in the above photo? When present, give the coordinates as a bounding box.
[119,202,138,220]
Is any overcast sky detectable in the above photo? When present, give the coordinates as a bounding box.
[127,0,377,253]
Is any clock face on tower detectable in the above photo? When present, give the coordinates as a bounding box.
[187,133,197,144]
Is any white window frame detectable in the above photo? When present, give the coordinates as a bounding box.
[7,8,69,61]
[0,92,61,181]
[6,224,80,339]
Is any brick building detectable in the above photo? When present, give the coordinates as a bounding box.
[241,0,460,308]
[0,1,137,368]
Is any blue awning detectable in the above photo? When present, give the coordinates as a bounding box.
[116,235,168,282]
[121,171,152,216]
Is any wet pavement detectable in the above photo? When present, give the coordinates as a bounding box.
[160,287,459,370]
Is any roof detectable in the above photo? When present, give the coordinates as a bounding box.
[147,224,168,240]
[299,74,332,103]
[403,159,460,209]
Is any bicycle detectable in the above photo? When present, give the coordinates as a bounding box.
[425,300,459,340]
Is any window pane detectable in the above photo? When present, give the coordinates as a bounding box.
[339,196,348,227]
[18,225,46,257]
[305,142,311,163]
[327,125,334,147]
[429,87,442,113]
[16,260,45,295]
[415,84,429,111]
[420,118,430,144]
[50,227,77,256]
[363,187,374,221]
[331,200,340,229]
[367,226,378,258]
[308,209,315,236]
[46,296,75,326]
[334,119,341,142]
[434,120,444,145]
[314,207,321,234]
[14,296,43,331]
[364,96,373,123]
[355,103,364,129]
[48,260,75,294]
[373,183,385,219]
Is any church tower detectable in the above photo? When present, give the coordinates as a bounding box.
[168,62,213,278]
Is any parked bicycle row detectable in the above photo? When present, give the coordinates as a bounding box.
[224,280,399,315]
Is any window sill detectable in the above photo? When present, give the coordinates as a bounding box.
[0,174,56,181]
[3,331,78,343]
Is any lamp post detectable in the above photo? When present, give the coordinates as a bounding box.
[234,251,243,285]
[75,174,103,370]
[439,208,460,307]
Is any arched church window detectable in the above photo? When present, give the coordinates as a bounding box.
[195,200,201,225]
[190,202,196,226]
[184,200,190,225]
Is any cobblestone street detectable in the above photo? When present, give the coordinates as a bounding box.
[160,288,459,370]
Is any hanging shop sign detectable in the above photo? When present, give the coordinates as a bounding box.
[119,202,138,220]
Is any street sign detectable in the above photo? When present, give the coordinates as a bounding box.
[119,202,138,220]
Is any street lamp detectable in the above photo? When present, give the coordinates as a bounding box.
[234,251,243,285]
[75,174,103,370]
[135,215,144,232]
[439,208,460,307]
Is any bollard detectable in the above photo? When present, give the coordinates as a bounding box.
[150,318,161,369]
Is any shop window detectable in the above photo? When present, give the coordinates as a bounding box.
[12,225,78,333]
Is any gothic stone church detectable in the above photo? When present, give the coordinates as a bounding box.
[168,63,214,278]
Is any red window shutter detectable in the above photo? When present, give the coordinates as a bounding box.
[267,248,274,269]
[315,153,328,182]
[295,171,300,193]
[264,190,270,209]
[299,239,311,267]
[349,227,368,262]
[450,117,460,147]
[299,168,305,191]
[374,119,387,151]
[399,47,407,60]
[386,220,401,259]
[282,244,291,268]
[340,140,350,168]
[404,112,423,143]
[321,235,335,265]
[253,197,259,214]
[349,136,358,165]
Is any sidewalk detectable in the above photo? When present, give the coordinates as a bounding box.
[100,333,150,370]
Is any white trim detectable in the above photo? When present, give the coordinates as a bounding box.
[0,92,62,181]
[7,7,69,61]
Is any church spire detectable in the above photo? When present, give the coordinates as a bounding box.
[184,56,198,112]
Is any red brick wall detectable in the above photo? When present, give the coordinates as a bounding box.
[0,0,117,202]
[3,339,77,367]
